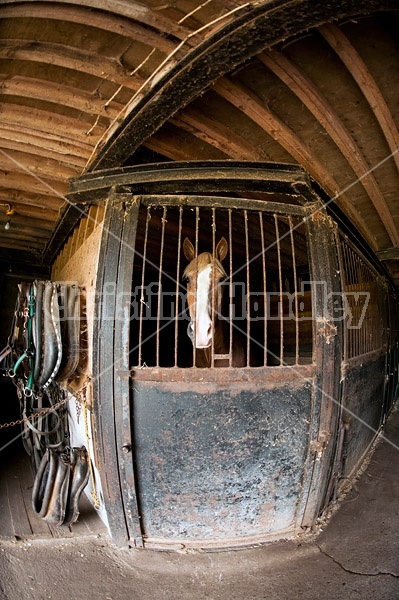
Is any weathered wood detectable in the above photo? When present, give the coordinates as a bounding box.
[0,76,123,120]
[1,0,194,45]
[70,161,313,200]
[214,78,379,250]
[42,202,91,265]
[0,3,177,52]
[170,106,264,160]
[87,0,398,171]
[0,40,145,91]
[259,50,399,246]
[0,149,80,181]
[320,23,399,175]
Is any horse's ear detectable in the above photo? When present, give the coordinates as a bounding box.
[183,237,195,260]
[216,237,228,261]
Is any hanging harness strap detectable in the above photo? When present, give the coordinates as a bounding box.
[32,446,89,527]
[56,284,80,384]
[5,279,90,528]
[37,282,63,388]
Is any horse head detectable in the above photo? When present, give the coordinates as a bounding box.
[183,237,228,350]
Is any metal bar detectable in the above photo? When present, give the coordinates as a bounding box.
[174,206,183,367]
[156,206,167,367]
[140,194,306,216]
[193,207,200,367]
[244,210,250,367]
[289,216,299,364]
[275,215,284,366]
[259,212,267,366]
[71,162,311,199]
[337,237,349,364]
[138,206,151,367]
[228,209,233,368]
[211,207,216,368]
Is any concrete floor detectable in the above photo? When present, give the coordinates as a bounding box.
[1,409,399,599]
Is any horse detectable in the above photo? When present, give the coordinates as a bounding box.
[183,236,246,368]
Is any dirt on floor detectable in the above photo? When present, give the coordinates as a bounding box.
[1,411,399,600]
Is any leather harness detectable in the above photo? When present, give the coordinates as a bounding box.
[1,280,89,527]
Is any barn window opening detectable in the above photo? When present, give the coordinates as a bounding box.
[129,198,313,368]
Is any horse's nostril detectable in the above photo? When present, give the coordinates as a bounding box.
[207,324,213,338]
[187,322,194,342]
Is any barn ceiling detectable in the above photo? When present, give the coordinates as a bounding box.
[0,1,398,281]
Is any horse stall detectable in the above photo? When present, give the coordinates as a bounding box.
[53,161,398,548]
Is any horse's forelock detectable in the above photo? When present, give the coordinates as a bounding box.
[183,252,226,280]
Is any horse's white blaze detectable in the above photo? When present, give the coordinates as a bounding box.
[194,264,213,348]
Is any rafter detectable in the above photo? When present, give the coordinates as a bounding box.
[0,171,67,200]
[170,105,267,160]
[0,4,177,52]
[213,77,379,249]
[0,104,104,141]
[0,75,123,120]
[0,40,145,91]
[0,0,193,43]
[320,23,399,175]
[0,122,93,160]
[0,149,80,181]
[259,49,399,246]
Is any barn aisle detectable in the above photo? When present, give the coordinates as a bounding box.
[1,407,398,599]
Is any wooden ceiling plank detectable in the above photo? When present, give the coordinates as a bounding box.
[213,77,379,250]
[0,4,177,53]
[320,23,399,175]
[0,149,80,181]
[0,189,65,212]
[170,106,265,160]
[0,40,144,91]
[0,137,87,169]
[0,122,93,156]
[0,104,105,140]
[0,171,67,201]
[0,75,123,120]
[0,199,58,222]
[1,230,49,244]
[1,0,192,43]
[0,214,55,231]
[259,49,399,247]
[0,239,44,252]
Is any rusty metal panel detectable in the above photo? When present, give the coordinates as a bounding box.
[131,374,314,546]
[340,354,386,480]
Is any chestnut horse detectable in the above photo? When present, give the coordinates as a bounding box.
[183,237,246,368]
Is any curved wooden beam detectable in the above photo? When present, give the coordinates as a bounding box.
[214,77,379,249]
[0,149,79,181]
[259,49,399,246]
[0,136,87,169]
[1,0,192,42]
[0,170,67,200]
[0,191,64,214]
[170,106,265,160]
[86,0,397,171]
[0,104,102,142]
[320,23,399,174]
[0,40,144,91]
[0,122,93,161]
[0,4,177,52]
[0,75,123,120]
